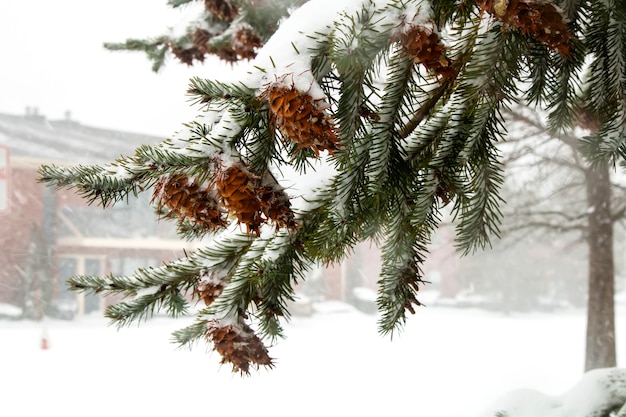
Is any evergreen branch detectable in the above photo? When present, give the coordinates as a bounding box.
[376,190,431,336]
[398,12,479,142]
[430,0,466,28]
[399,74,457,140]
[448,23,521,254]
[187,77,257,105]
[331,1,394,150]
[253,231,311,341]
[309,35,334,82]
[454,152,505,255]
[39,164,143,208]
[524,41,552,106]
[68,263,201,329]
[326,25,379,236]
[367,49,414,189]
[171,317,211,348]
[579,5,626,164]
[104,37,169,72]
[319,6,407,238]
[545,51,585,132]
[39,131,222,208]
[233,107,279,174]
[300,201,359,264]
[204,229,309,341]
[209,234,269,318]
[454,78,509,253]
[174,218,220,240]
[105,286,189,327]
[35,0,626,373]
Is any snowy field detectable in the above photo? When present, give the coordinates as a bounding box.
[1,293,624,417]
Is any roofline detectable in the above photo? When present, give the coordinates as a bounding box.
[11,155,80,169]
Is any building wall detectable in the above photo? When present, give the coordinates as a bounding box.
[0,162,45,304]
[316,228,462,303]
[0,154,189,315]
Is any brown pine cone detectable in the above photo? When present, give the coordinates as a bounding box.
[262,84,341,156]
[206,319,274,374]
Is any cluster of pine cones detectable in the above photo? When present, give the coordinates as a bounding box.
[170,0,263,64]
[481,0,573,55]
[152,161,296,237]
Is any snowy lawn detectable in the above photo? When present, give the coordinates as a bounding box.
[1,294,623,417]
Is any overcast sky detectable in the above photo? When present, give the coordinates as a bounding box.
[0,1,232,137]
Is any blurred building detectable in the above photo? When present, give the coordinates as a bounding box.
[0,110,195,318]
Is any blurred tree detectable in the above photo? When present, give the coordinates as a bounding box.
[494,106,626,371]
[17,223,54,320]
[40,0,626,373]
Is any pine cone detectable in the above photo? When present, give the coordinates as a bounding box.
[259,185,298,230]
[170,44,205,66]
[205,0,239,21]
[231,25,262,60]
[262,84,340,156]
[193,28,213,55]
[400,26,455,78]
[206,319,274,374]
[215,164,264,234]
[195,269,226,306]
[152,174,227,232]
[480,0,573,55]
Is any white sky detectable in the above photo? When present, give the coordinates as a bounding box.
[0,0,233,137]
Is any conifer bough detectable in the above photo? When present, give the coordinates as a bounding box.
[40,0,626,374]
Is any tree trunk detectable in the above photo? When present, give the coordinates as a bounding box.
[584,163,616,371]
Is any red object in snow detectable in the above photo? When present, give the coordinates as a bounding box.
[40,327,50,350]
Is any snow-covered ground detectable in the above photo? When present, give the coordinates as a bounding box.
[1,292,623,417]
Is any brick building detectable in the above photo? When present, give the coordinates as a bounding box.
[0,110,197,318]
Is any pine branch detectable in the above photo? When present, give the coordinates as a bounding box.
[105,286,190,326]
[38,164,143,208]
[448,22,524,254]
[253,231,311,340]
[38,147,205,208]
[399,73,457,140]
[376,189,432,336]
[299,200,359,264]
[104,37,169,72]
[187,77,257,105]
[367,49,414,190]
[171,316,211,348]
